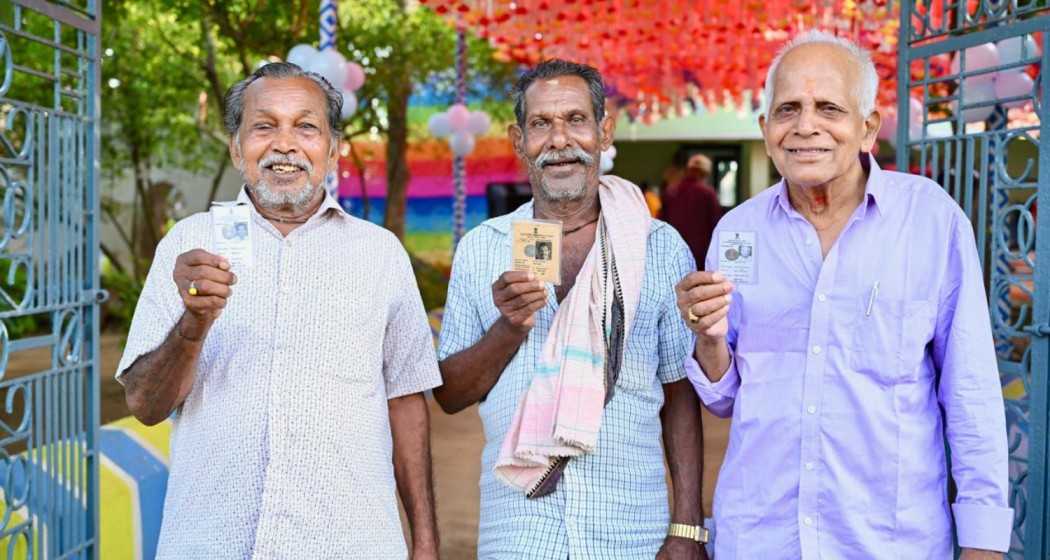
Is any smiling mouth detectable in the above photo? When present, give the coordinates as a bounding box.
[267,163,305,175]
[543,159,582,169]
[786,148,832,155]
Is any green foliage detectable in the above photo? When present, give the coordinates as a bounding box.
[100,257,145,333]
[0,260,42,338]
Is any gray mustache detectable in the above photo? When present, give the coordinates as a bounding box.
[535,148,594,168]
[259,154,314,173]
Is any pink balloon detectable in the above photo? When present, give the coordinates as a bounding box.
[447,104,471,132]
[344,62,366,92]
[950,43,1000,83]
[995,71,1034,108]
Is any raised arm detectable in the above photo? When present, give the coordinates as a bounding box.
[121,249,235,425]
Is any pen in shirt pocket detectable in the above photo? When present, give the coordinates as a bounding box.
[865,281,880,317]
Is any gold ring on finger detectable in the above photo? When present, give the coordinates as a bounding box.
[687,308,700,324]
[188,280,199,296]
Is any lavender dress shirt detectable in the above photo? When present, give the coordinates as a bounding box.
[687,157,1012,558]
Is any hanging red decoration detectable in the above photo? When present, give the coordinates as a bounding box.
[426,0,921,120]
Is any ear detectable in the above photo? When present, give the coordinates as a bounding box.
[228,135,243,170]
[860,110,882,153]
[328,138,340,173]
[508,123,526,160]
[598,113,616,151]
[758,114,773,157]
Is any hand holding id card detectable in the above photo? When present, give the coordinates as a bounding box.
[511,219,562,284]
[210,201,253,271]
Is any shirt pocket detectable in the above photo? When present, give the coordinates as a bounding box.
[849,299,935,385]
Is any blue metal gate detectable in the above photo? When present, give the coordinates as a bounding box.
[897,2,1050,558]
[0,0,100,558]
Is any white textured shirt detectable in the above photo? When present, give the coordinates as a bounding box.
[116,189,441,559]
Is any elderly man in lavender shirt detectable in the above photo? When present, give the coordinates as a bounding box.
[676,31,1011,559]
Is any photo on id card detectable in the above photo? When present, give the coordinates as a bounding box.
[717,231,756,284]
[210,201,253,271]
[511,219,562,285]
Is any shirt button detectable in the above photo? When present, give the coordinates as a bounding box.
[817,293,827,302]
[805,238,814,246]
[811,345,822,354]
[804,516,814,526]
[805,462,815,471]
[807,405,817,414]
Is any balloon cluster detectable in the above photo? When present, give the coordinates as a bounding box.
[427,103,492,156]
[286,44,366,119]
[950,36,1040,123]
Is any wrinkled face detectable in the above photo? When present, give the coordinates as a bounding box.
[229,76,336,211]
[760,43,880,190]
[510,75,614,202]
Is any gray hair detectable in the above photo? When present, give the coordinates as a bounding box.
[223,61,343,141]
[513,59,606,129]
[763,30,879,118]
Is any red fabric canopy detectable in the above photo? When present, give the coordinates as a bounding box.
[423,0,905,122]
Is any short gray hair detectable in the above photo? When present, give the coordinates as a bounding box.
[513,59,606,129]
[223,62,343,140]
[763,30,879,118]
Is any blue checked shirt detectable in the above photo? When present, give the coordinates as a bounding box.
[438,201,695,559]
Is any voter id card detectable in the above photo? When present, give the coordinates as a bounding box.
[210,201,253,270]
[511,219,562,285]
[717,231,756,284]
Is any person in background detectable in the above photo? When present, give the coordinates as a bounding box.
[660,152,723,268]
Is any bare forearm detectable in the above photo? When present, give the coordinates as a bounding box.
[122,313,207,425]
[694,336,731,383]
[662,379,704,524]
[389,393,439,553]
[434,318,527,413]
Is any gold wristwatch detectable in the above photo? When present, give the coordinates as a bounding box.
[668,523,709,544]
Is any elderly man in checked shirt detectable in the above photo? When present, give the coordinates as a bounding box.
[116,63,442,559]
[436,59,708,560]
[677,31,1012,559]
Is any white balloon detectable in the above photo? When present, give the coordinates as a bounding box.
[995,71,1035,108]
[605,145,617,159]
[309,49,348,90]
[466,111,491,135]
[428,113,452,138]
[600,152,614,174]
[996,36,1040,66]
[950,43,1000,83]
[955,79,997,122]
[287,44,318,68]
[341,91,357,119]
[449,132,475,157]
[879,97,924,145]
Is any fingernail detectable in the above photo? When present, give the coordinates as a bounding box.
[231,274,238,285]
[725,294,732,304]
[711,272,724,282]
[219,260,230,270]
[526,272,535,281]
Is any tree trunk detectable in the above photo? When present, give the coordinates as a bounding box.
[383,66,412,240]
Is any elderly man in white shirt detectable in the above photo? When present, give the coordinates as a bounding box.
[116,62,442,559]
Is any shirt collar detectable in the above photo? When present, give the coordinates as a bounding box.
[769,153,885,219]
[235,185,349,222]
[483,199,535,236]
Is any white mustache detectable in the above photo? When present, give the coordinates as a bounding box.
[535,147,594,168]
